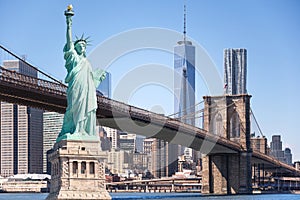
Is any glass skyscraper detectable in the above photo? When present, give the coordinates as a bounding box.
[174,40,196,125]
[97,72,111,98]
[169,39,196,176]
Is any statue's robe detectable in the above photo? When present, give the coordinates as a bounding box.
[57,43,105,141]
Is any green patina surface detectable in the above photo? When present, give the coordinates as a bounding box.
[57,7,106,142]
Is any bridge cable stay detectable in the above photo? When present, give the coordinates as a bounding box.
[176,102,236,121]
[250,108,265,137]
[0,44,65,86]
[195,102,236,120]
[167,100,204,117]
[178,102,236,120]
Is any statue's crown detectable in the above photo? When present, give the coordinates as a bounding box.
[74,34,91,46]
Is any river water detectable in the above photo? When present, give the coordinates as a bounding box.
[0,193,299,200]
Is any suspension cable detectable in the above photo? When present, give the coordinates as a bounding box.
[0,44,65,86]
[250,108,264,137]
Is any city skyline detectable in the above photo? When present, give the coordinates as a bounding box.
[0,0,299,160]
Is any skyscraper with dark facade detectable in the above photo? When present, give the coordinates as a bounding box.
[270,135,285,162]
[224,48,247,95]
[284,148,293,165]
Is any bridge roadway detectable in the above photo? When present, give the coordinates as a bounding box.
[0,66,299,176]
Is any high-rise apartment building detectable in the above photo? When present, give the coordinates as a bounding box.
[43,112,64,173]
[0,60,43,176]
[224,48,247,95]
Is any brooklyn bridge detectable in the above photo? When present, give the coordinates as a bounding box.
[0,45,299,195]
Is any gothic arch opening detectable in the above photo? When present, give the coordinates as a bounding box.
[230,111,240,138]
[212,113,223,136]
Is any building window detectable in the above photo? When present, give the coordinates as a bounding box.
[73,161,78,174]
[81,162,86,174]
[89,162,95,174]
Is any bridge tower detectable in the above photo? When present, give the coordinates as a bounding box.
[201,94,252,194]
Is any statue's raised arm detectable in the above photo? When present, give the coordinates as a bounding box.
[65,5,74,52]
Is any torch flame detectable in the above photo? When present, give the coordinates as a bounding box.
[67,4,73,11]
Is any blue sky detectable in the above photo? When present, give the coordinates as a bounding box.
[0,0,299,160]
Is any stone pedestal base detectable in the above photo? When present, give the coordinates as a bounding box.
[46,140,111,200]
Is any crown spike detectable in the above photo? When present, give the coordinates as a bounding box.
[74,33,91,46]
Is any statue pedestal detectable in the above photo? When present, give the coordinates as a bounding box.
[46,140,111,200]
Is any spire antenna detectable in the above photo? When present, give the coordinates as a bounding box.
[183,2,187,42]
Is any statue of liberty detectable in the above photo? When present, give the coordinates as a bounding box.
[57,5,106,142]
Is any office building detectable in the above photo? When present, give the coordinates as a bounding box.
[172,5,196,176]
[43,112,64,173]
[224,48,247,95]
[135,135,145,153]
[0,60,43,177]
[174,37,195,126]
[284,148,293,165]
[97,72,111,98]
[143,138,168,178]
[107,149,125,175]
[119,132,136,152]
[132,152,148,173]
[270,135,285,162]
[103,126,119,150]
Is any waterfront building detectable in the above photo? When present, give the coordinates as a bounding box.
[224,48,247,95]
[0,60,43,177]
[97,71,111,98]
[43,112,64,173]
